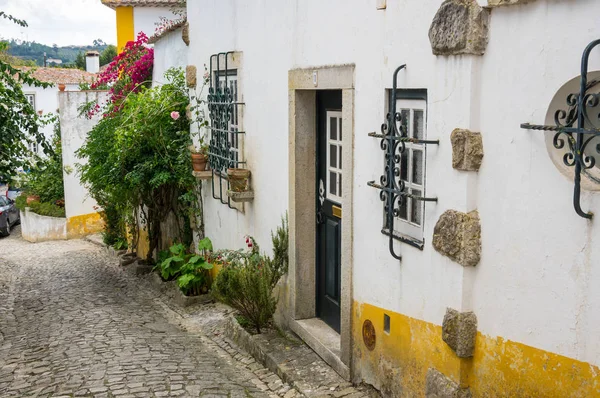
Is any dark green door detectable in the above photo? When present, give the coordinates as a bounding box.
[316,90,343,333]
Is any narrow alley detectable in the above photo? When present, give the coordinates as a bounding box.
[0,228,271,398]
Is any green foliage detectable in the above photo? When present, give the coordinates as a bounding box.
[100,45,117,67]
[15,196,66,218]
[0,11,53,182]
[77,68,195,259]
[212,217,289,334]
[155,238,214,296]
[212,252,276,334]
[5,38,112,67]
[25,120,64,204]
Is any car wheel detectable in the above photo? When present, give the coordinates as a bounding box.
[0,218,9,237]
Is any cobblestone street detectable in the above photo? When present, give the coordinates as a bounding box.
[0,228,273,397]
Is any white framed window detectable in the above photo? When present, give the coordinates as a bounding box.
[25,94,35,110]
[395,99,426,241]
[29,141,38,154]
[326,111,343,203]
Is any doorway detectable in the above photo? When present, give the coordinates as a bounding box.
[316,90,343,333]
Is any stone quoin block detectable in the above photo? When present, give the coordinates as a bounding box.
[432,210,481,267]
[428,0,490,56]
[186,65,197,89]
[426,368,472,398]
[182,22,190,46]
[442,308,478,358]
[451,129,484,171]
[488,0,537,6]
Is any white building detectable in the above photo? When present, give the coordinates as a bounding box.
[101,0,183,52]
[152,1,600,396]
[21,65,96,155]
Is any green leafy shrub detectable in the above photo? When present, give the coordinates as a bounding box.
[26,120,64,205]
[212,216,289,334]
[154,238,214,296]
[18,200,66,218]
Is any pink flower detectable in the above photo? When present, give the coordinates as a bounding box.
[170,111,180,120]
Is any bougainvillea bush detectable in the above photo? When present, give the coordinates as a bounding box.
[84,32,154,119]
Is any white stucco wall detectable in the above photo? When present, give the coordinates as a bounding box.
[20,207,67,243]
[187,0,600,368]
[134,7,180,39]
[152,27,187,85]
[58,91,109,219]
[22,84,81,155]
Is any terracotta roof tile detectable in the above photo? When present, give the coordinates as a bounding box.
[101,0,185,9]
[19,67,96,85]
[147,18,187,44]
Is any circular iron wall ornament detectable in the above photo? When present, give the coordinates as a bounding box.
[362,319,376,351]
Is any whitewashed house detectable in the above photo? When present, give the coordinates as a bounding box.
[150,0,600,396]
[21,62,97,154]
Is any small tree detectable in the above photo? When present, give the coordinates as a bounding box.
[0,11,52,182]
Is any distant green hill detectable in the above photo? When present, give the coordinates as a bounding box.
[6,39,115,68]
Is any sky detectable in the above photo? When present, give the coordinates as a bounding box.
[0,0,116,47]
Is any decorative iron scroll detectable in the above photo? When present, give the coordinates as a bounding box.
[207,52,245,209]
[521,39,600,219]
[368,65,439,261]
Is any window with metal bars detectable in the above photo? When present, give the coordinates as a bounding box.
[383,90,428,246]
[207,52,245,208]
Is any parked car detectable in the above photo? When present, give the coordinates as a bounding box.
[7,188,22,201]
[0,196,20,236]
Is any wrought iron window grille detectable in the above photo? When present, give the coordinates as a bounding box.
[207,52,246,209]
[521,39,600,219]
[368,65,439,260]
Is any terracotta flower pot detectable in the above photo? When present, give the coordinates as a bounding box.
[58,84,66,92]
[191,153,209,171]
[227,168,251,192]
[26,195,40,205]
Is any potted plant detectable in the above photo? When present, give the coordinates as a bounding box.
[190,144,209,171]
[227,168,251,192]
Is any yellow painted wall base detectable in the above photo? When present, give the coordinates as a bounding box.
[353,302,600,397]
[66,213,104,239]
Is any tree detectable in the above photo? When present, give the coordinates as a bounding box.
[0,11,52,182]
[100,45,117,66]
[74,51,85,70]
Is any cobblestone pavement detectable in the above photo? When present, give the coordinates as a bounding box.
[0,227,274,397]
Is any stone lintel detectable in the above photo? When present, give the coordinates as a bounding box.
[429,0,490,56]
[432,210,481,267]
[451,129,484,171]
[488,0,537,6]
[442,308,478,358]
[186,65,197,89]
[426,368,472,398]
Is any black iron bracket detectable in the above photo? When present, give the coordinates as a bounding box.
[521,39,600,219]
[368,65,439,261]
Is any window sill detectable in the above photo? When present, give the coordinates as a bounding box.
[381,228,424,251]
[227,190,254,203]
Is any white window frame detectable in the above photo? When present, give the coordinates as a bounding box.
[25,93,35,110]
[386,97,427,243]
[326,110,343,204]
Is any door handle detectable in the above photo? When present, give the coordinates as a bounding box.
[316,211,324,225]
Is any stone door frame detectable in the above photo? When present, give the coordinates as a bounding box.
[288,65,354,378]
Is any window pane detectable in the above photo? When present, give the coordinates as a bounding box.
[330,117,337,140]
[330,144,337,168]
[411,189,422,226]
[330,172,337,195]
[399,188,408,221]
[339,146,342,169]
[400,149,408,181]
[412,150,423,185]
[338,172,342,196]
[400,109,409,136]
[413,109,424,139]
[339,118,342,140]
